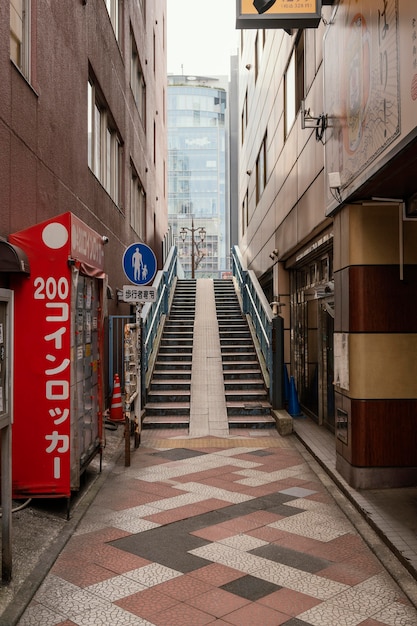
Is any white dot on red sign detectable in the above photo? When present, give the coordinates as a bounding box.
[42,223,69,249]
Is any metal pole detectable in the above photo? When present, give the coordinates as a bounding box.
[272,315,284,409]
[2,424,12,583]
[135,302,142,448]
[191,218,195,279]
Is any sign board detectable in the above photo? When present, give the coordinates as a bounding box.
[122,285,157,303]
[9,213,104,497]
[236,0,322,29]
[122,243,157,286]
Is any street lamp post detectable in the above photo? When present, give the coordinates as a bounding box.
[179,218,206,279]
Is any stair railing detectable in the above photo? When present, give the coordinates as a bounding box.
[232,245,275,403]
[141,246,178,397]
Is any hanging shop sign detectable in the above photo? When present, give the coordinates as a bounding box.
[236,0,322,30]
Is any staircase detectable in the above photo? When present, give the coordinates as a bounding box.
[143,280,196,429]
[213,279,275,428]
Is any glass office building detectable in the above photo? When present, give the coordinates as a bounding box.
[167,75,229,277]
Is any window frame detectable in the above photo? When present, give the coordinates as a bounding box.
[88,78,123,207]
[256,133,267,204]
[10,0,31,79]
[130,163,146,239]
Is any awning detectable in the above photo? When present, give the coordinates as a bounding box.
[0,240,30,274]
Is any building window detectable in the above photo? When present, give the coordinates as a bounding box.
[88,79,122,206]
[130,30,146,124]
[242,189,248,235]
[10,0,30,78]
[104,0,120,41]
[241,90,248,144]
[130,164,146,238]
[284,32,305,139]
[254,30,265,80]
[256,133,267,203]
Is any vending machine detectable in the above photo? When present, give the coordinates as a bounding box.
[9,212,107,499]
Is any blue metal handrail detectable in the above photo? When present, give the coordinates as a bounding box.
[141,246,178,396]
[232,245,274,402]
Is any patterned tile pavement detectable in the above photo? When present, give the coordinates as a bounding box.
[16,429,417,626]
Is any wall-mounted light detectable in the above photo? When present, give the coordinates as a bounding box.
[246,169,252,176]
[245,63,252,70]
[269,249,279,261]
[301,100,328,142]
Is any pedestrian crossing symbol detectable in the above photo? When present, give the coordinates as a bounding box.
[122,243,157,285]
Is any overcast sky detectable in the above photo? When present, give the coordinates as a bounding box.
[167,0,239,77]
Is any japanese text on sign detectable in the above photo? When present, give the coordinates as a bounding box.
[122,285,157,303]
[34,275,71,481]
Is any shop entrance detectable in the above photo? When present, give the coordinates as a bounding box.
[319,298,335,431]
[290,240,334,431]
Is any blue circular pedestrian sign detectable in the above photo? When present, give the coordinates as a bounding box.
[122,243,157,285]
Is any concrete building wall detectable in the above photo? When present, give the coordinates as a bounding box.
[238,2,417,488]
[0,0,168,297]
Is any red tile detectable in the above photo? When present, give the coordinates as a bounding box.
[191,524,237,542]
[273,530,323,553]
[247,526,286,543]
[51,558,115,587]
[224,601,289,625]
[194,498,236,512]
[115,587,178,619]
[239,510,284,526]
[187,587,250,617]
[144,503,210,524]
[318,561,377,585]
[217,516,265,533]
[150,602,214,625]
[258,587,321,615]
[189,563,245,587]
[155,574,214,601]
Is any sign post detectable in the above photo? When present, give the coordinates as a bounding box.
[121,244,157,463]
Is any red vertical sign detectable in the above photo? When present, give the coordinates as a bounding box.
[9,213,104,497]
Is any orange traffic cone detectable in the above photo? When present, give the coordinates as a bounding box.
[110,373,124,422]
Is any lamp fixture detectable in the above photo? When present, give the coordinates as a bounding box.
[179,219,206,278]
[246,169,252,176]
[245,63,252,70]
[301,100,328,142]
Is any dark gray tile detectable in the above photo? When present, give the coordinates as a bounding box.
[249,544,331,573]
[111,525,211,573]
[247,449,276,457]
[150,448,207,460]
[220,575,281,601]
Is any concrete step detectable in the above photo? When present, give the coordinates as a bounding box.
[221,351,257,360]
[224,379,265,389]
[147,390,191,402]
[150,380,191,391]
[142,415,190,429]
[156,354,192,363]
[223,368,262,378]
[225,389,269,401]
[226,400,272,416]
[152,370,192,379]
[228,414,276,428]
[155,357,192,372]
[144,401,190,416]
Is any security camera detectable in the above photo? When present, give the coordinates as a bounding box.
[102,235,109,244]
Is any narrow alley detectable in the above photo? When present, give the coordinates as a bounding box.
[10,280,417,626]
